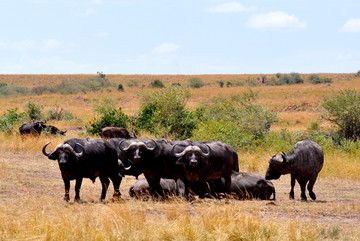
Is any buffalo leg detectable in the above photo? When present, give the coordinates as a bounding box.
[224,171,232,194]
[63,178,70,202]
[99,176,110,201]
[297,179,308,201]
[74,177,83,202]
[110,176,122,201]
[146,177,163,198]
[289,174,295,200]
[307,174,318,200]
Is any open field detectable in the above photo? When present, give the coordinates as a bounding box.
[1,74,360,240]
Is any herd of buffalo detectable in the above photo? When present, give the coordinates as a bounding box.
[21,122,325,202]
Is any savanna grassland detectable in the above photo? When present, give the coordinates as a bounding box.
[1,73,360,240]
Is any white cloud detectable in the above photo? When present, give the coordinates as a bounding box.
[339,18,360,33]
[92,0,103,4]
[151,43,180,54]
[206,1,255,13]
[247,11,307,31]
[44,39,62,49]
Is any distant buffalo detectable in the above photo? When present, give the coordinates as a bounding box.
[265,140,324,201]
[101,127,136,139]
[19,120,46,136]
[45,125,67,135]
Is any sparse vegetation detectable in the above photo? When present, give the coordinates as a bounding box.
[1,73,360,240]
[309,74,332,84]
[188,77,204,88]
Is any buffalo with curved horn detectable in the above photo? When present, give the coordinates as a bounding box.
[173,141,239,198]
[42,138,123,202]
[117,139,191,197]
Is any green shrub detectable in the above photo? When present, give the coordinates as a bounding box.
[266,73,304,86]
[117,84,124,91]
[86,98,130,136]
[322,89,360,141]
[216,80,224,88]
[0,84,30,98]
[171,83,181,87]
[150,80,165,88]
[86,108,129,136]
[137,87,197,139]
[25,101,44,121]
[192,89,277,149]
[32,85,56,95]
[309,75,333,84]
[0,108,26,133]
[188,78,204,88]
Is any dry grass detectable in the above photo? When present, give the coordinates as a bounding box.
[1,74,360,240]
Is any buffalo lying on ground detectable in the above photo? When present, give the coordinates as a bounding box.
[45,125,67,135]
[265,140,324,201]
[19,120,46,135]
[210,171,275,200]
[129,171,275,201]
[129,178,185,199]
[101,127,136,139]
[42,138,123,202]
[173,141,239,198]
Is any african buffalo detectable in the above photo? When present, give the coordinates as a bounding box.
[210,171,276,200]
[265,140,324,201]
[19,120,46,135]
[129,178,185,199]
[101,127,136,139]
[118,139,191,197]
[45,125,67,135]
[42,138,123,202]
[173,141,239,198]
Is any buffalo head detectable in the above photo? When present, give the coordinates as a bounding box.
[42,142,84,168]
[265,152,288,180]
[172,144,211,168]
[118,139,157,166]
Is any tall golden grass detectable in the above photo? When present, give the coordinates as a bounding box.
[1,74,360,240]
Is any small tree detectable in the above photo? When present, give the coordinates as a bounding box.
[150,79,165,88]
[188,78,204,88]
[322,89,360,141]
[25,101,44,121]
[137,87,197,139]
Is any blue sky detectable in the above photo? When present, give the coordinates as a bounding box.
[1,0,359,74]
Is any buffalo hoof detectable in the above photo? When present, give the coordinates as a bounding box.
[309,192,316,200]
[112,193,122,202]
[63,195,70,202]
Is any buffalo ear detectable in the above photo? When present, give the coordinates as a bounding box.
[280,152,287,163]
[176,157,186,165]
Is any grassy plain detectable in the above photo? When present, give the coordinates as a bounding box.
[0,74,360,240]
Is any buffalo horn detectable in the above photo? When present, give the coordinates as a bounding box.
[42,142,51,156]
[120,140,156,151]
[173,145,210,158]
